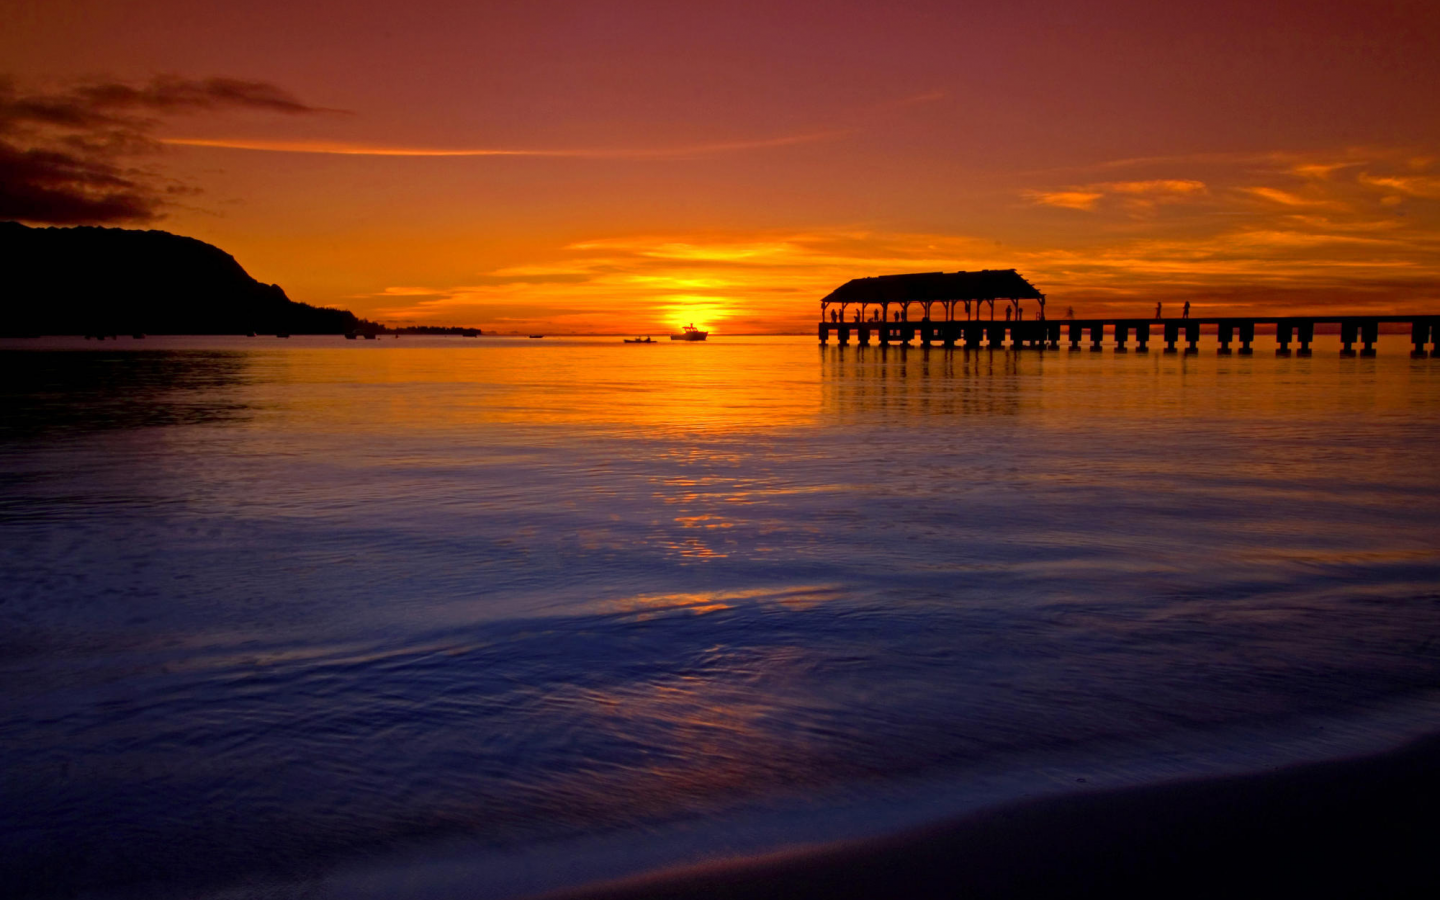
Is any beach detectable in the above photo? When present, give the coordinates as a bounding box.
[554,733,1440,900]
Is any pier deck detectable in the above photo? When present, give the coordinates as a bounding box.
[818,315,1440,357]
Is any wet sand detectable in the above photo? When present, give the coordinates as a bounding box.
[549,734,1440,900]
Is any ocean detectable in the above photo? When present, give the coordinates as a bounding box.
[2,334,1438,899]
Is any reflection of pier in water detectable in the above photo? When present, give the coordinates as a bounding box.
[818,270,1440,357]
[821,344,1027,422]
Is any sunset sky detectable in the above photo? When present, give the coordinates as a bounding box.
[5,0,1439,333]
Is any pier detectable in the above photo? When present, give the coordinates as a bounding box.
[818,271,1439,357]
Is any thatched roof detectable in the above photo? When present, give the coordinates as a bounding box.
[821,270,1043,304]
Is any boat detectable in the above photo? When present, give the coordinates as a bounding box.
[529,334,544,339]
[344,332,358,340]
[624,336,654,343]
[670,324,708,341]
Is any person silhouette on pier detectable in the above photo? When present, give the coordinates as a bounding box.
[1155,302,1162,319]
[1005,307,1012,322]
[1182,301,1191,319]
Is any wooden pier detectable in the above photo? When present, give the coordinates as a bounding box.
[819,316,1439,357]
[817,271,1438,357]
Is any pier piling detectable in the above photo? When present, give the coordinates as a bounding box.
[1340,322,1358,356]
[820,304,1433,360]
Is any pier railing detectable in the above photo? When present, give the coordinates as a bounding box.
[818,316,1439,357]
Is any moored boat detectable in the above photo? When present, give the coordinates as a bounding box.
[623,336,654,343]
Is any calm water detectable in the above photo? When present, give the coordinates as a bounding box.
[3,335,1440,899]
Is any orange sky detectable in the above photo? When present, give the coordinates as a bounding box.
[5,0,1440,332]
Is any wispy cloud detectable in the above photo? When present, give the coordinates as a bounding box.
[159,130,849,159]
[1027,179,1207,213]
[1241,186,1332,207]
[371,230,1008,331]
[1359,174,1440,200]
[1025,190,1104,210]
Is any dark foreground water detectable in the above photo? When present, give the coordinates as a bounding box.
[2,335,1439,899]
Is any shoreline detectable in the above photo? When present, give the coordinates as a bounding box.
[304,695,1440,900]
[547,732,1440,900]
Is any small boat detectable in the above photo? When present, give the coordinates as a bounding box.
[670,324,708,341]
[363,333,378,340]
[624,336,654,343]
[529,334,544,339]
[344,332,358,340]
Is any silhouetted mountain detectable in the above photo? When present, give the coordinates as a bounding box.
[0,221,368,335]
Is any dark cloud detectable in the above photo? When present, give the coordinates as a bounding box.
[0,75,333,225]
[70,75,336,118]
[0,143,159,223]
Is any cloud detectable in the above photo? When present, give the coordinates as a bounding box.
[159,87,948,160]
[1359,174,1440,200]
[356,144,1440,330]
[0,74,331,224]
[1026,190,1104,210]
[159,130,847,160]
[370,229,1031,330]
[1242,186,1330,207]
[0,142,159,223]
[1027,179,1207,212]
[71,76,337,116]
[1106,179,1206,196]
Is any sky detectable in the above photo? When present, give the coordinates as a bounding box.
[4,0,1440,333]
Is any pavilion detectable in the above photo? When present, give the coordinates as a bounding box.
[820,270,1045,324]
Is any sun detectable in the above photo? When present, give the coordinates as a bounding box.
[661,296,738,334]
